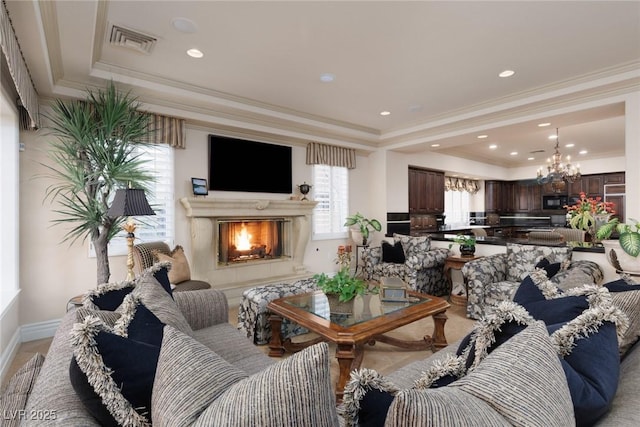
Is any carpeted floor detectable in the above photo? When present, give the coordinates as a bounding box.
[3,300,476,389]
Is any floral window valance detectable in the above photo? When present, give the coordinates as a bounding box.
[445,177,480,194]
[306,142,356,169]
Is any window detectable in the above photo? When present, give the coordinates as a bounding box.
[445,190,470,226]
[93,143,174,256]
[312,164,349,240]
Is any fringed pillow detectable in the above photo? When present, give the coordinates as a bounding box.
[69,315,161,427]
[517,283,628,426]
[341,300,537,427]
[82,263,173,311]
[604,278,640,356]
[341,320,573,427]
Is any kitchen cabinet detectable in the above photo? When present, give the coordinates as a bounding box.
[408,168,444,214]
[603,172,625,184]
[485,180,514,213]
[569,175,603,197]
[514,180,542,213]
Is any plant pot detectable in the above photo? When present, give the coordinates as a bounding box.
[350,229,367,246]
[326,293,354,314]
[602,240,640,274]
[459,244,476,257]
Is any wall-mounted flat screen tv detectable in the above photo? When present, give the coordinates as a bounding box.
[208,135,292,194]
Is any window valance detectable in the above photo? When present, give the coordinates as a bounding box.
[1,0,39,129]
[445,177,480,194]
[145,113,186,149]
[306,142,356,169]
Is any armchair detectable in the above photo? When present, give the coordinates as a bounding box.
[462,243,604,320]
[361,234,451,296]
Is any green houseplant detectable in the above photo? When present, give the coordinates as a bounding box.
[345,212,382,246]
[453,234,476,256]
[596,218,640,273]
[314,268,367,303]
[42,82,155,285]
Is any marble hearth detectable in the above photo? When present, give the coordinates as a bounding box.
[180,198,317,304]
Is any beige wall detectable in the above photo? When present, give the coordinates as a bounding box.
[17,125,374,327]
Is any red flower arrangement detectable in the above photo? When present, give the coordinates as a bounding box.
[565,192,616,231]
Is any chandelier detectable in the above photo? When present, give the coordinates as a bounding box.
[536,128,581,193]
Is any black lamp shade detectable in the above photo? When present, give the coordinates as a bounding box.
[107,188,155,217]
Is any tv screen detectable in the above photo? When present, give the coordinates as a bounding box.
[208,135,293,194]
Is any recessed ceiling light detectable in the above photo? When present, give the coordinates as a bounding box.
[380,111,391,116]
[477,135,488,139]
[538,122,551,127]
[548,134,558,140]
[431,143,440,147]
[186,48,203,58]
[510,151,518,156]
[527,157,535,160]
[319,73,335,83]
[565,143,575,148]
[579,150,588,155]
[498,69,515,78]
[489,144,497,149]
[172,17,198,33]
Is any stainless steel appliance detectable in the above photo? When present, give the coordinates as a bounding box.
[386,212,410,236]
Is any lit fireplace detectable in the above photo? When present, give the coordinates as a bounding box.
[218,218,288,264]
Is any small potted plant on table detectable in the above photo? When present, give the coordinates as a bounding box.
[314,268,367,314]
[452,234,476,257]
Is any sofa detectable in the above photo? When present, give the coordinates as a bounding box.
[462,243,604,319]
[361,234,450,296]
[4,264,639,426]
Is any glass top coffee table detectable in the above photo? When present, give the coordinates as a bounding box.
[267,289,449,402]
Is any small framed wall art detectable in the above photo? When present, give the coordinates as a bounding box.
[191,177,208,196]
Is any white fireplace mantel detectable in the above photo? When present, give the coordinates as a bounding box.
[180,197,318,218]
[179,197,318,303]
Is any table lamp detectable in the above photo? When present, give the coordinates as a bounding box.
[107,188,155,280]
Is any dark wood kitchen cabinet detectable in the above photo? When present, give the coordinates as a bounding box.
[568,175,603,198]
[485,180,515,213]
[514,180,542,212]
[408,167,444,214]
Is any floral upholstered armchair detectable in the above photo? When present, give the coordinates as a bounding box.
[461,243,604,320]
[360,234,451,296]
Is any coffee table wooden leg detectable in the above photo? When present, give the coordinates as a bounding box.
[335,341,360,403]
[432,311,448,350]
[268,314,285,357]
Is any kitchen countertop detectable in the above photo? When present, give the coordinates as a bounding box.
[427,232,604,253]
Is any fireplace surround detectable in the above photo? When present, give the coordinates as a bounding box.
[180,198,317,302]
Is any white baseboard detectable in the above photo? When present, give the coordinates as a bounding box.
[20,319,60,342]
[0,328,21,384]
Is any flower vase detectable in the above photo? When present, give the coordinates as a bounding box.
[591,214,611,244]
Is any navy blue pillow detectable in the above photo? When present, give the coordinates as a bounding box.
[604,278,640,292]
[547,321,620,427]
[357,389,396,427]
[70,330,161,425]
[152,265,173,297]
[90,286,134,311]
[126,303,165,348]
[382,241,405,264]
[522,295,590,326]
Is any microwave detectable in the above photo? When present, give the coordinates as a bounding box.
[542,195,568,210]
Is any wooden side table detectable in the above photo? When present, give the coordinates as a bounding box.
[443,255,482,306]
[67,294,85,312]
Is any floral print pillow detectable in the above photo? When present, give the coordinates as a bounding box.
[393,234,431,258]
[505,243,572,282]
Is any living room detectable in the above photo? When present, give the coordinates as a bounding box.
[1,2,640,424]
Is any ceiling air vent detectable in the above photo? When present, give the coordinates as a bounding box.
[109,24,156,54]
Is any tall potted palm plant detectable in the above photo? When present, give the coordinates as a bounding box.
[43,82,155,285]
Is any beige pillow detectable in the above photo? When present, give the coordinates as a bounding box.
[154,245,191,284]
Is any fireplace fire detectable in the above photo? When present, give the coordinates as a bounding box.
[218,218,288,264]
